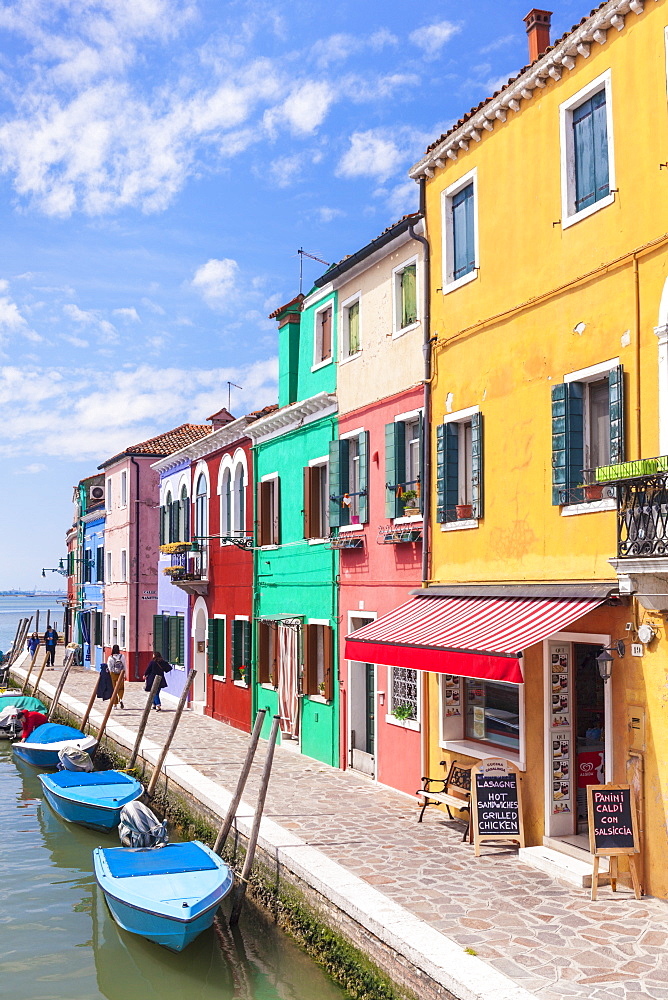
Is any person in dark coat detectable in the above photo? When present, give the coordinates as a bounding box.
[43,626,58,667]
[27,633,39,656]
[144,652,171,711]
[96,662,113,701]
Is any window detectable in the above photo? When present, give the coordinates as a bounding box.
[232,619,251,682]
[464,678,520,752]
[105,614,111,646]
[303,623,333,700]
[442,169,478,292]
[233,464,245,536]
[162,491,172,544]
[106,552,112,583]
[180,485,190,542]
[112,619,118,645]
[96,546,104,583]
[314,303,333,365]
[390,667,418,721]
[257,621,277,686]
[551,362,624,505]
[304,462,328,539]
[195,473,208,539]
[207,618,226,676]
[120,615,126,649]
[385,413,423,518]
[436,409,483,523]
[221,469,232,537]
[120,470,127,507]
[106,478,111,511]
[94,612,103,646]
[84,548,92,584]
[395,262,417,332]
[341,295,361,360]
[257,476,280,546]
[121,549,127,582]
[560,72,615,227]
[329,432,369,527]
[155,614,185,666]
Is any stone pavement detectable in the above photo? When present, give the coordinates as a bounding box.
[19,658,668,1000]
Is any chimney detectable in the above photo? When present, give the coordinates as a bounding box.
[207,406,235,429]
[523,9,552,63]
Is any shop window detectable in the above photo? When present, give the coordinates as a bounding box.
[257,621,277,687]
[303,462,328,539]
[389,666,418,721]
[464,678,520,752]
[303,623,333,700]
[385,413,423,518]
[257,476,280,546]
[436,410,483,523]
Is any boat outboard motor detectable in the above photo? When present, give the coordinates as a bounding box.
[58,745,94,772]
[118,801,168,849]
[0,706,21,740]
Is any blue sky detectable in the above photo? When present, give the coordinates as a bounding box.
[0,0,586,588]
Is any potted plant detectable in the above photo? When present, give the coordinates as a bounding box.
[318,681,325,696]
[455,503,473,519]
[392,703,414,721]
[163,565,185,577]
[584,483,604,501]
[401,490,421,515]
[159,542,190,554]
[237,665,247,683]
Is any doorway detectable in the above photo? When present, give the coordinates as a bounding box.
[348,614,376,778]
[573,642,606,838]
[192,605,207,705]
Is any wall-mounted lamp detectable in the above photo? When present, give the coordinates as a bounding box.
[596,639,626,682]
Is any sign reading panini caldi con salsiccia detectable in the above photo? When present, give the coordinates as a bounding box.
[471,757,525,857]
[587,784,639,855]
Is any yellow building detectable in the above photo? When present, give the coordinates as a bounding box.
[405,1,668,896]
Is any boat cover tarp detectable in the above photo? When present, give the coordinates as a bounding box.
[105,843,218,879]
[0,696,46,713]
[25,723,85,744]
[49,770,132,788]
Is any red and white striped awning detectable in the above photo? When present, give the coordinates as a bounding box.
[344,595,604,683]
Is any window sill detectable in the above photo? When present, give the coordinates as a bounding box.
[260,682,277,691]
[233,680,249,688]
[308,538,327,545]
[308,694,330,704]
[441,518,479,531]
[392,321,420,340]
[561,498,616,517]
[311,357,333,373]
[338,524,364,533]
[440,739,525,771]
[385,714,420,732]
[442,269,477,296]
[259,543,279,550]
[212,674,226,682]
[393,515,423,526]
[562,192,615,231]
[339,351,362,366]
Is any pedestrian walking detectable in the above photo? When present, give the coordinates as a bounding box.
[43,625,58,667]
[27,632,39,656]
[143,652,171,711]
[107,644,126,709]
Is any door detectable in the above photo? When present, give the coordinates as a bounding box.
[193,608,207,703]
[349,660,375,776]
[573,642,606,836]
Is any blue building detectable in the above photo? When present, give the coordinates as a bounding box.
[78,474,106,668]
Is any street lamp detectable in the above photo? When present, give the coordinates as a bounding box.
[596,639,625,682]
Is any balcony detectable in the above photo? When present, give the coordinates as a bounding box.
[596,456,668,610]
[377,524,423,545]
[163,550,208,596]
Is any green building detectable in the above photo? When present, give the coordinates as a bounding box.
[247,289,339,765]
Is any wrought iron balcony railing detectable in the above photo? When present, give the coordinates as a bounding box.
[593,456,668,559]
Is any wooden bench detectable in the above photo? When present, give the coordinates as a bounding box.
[416,760,472,841]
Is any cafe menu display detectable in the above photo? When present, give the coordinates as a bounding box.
[442,675,461,718]
[471,757,525,857]
[549,643,572,816]
[586,784,642,900]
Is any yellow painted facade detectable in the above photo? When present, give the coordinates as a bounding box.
[420,1,668,896]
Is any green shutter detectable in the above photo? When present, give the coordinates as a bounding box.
[551,383,584,505]
[207,618,217,674]
[609,365,625,465]
[471,412,484,520]
[181,497,190,541]
[418,412,424,513]
[177,616,185,666]
[328,439,350,528]
[153,615,164,655]
[171,500,180,542]
[232,619,249,680]
[385,422,406,518]
[168,617,180,664]
[243,621,251,674]
[435,424,445,523]
[159,507,165,545]
[358,430,369,524]
[401,264,417,328]
[444,423,459,521]
[215,619,225,677]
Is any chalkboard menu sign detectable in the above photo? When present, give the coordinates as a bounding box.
[586,784,641,900]
[471,758,525,857]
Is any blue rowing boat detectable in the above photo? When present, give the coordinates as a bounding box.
[93,841,234,951]
[39,770,143,833]
[13,723,97,769]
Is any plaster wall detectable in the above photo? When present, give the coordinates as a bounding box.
[157,461,190,699]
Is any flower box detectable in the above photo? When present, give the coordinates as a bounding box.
[160,542,190,554]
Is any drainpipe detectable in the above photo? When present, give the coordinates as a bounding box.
[409,178,432,785]
[130,457,141,681]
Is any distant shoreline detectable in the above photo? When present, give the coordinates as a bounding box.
[0,592,67,598]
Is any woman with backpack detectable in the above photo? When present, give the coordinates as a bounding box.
[143,652,171,711]
[107,644,126,709]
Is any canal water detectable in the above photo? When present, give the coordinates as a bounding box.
[0,744,346,1000]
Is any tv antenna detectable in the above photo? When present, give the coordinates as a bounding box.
[227,381,242,409]
[297,248,330,294]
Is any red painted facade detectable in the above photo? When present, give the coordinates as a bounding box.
[338,386,423,796]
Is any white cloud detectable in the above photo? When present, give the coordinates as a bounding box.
[337,129,403,183]
[265,154,304,188]
[0,283,42,345]
[315,206,344,223]
[14,463,46,475]
[479,34,517,55]
[191,258,240,309]
[409,21,461,59]
[141,297,165,315]
[384,180,419,218]
[113,307,140,323]
[61,334,90,348]
[264,81,334,137]
[63,303,118,343]
[311,29,397,68]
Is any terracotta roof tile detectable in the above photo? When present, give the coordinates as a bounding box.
[99,423,212,469]
[268,293,304,320]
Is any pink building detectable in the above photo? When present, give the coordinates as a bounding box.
[318,214,427,795]
[100,425,211,679]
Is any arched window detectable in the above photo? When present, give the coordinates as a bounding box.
[163,491,172,544]
[233,464,245,536]
[180,484,190,542]
[221,468,232,538]
[195,474,207,541]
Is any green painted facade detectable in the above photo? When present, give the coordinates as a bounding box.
[252,287,339,766]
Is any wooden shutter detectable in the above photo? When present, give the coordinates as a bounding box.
[328,439,350,528]
[170,500,180,542]
[321,307,332,360]
[177,616,185,666]
[182,497,190,541]
[609,365,625,465]
[242,621,251,673]
[159,507,165,544]
[207,618,217,673]
[153,615,163,655]
[385,421,406,519]
[231,619,241,674]
[435,424,445,523]
[358,430,369,524]
[303,623,317,696]
[323,625,334,702]
[471,412,484,520]
[258,480,273,546]
[417,412,424,513]
[551,383,584,505]
[216,619,225,677]
[258,621,270,685]
[303,466,313,539]
[438,423,459,521]
[271,478,280,545]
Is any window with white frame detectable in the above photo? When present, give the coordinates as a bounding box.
[560,71,614,227]
[120,614,126,649]
[106,552,112,583]
[233,461,246,536]
[120,549,127,582]
[304,460,328,539]
[105,614,111,646]
[120,470,127,507]
[314,302,333,365]
[436,408,483,523]
[221,468,232,537]
[393,259,418,333]
[112,619,118,645]
[385,411,423,518]
[341,294,361,360]
[106,478,112,511]
[257,475,280,546]
[442,169,478,291]
[389,667,418,721]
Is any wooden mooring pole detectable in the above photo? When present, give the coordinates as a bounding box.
[32,652,51,700]
[146,670,196,799]
[21,643,41,694]
[93,671,125,751]
[214,709,266,855]
[46,650,75,721]
[229,715,280,927]
[81,671,101,731]
[8,618,29,666]
[128,675,163,770]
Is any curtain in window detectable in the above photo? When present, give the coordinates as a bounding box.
[348,301,360,354]
[401,265,417,328]
[573,91,609,211]
[278,624,299,738]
